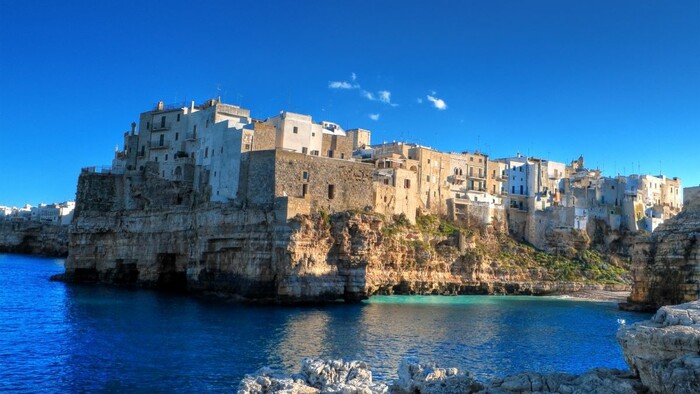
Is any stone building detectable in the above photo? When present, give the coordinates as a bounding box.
[111,99,372,215]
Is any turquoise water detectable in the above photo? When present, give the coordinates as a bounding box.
[0,254,650,392]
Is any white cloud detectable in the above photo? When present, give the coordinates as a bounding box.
[427,94,447,110]
[369,113,380,121]
[351,72,357,81]
[416,98,423,104]
[378,91,391,103]
[329,81,354,89]
[362,90,375,101]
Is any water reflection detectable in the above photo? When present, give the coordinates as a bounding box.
[1,256,652,393]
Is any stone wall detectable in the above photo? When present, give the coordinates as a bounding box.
[272,150,375,214]
[250,121,277,151]
[321,133,354,159]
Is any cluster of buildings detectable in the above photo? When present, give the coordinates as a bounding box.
[0,201,75,225]
[105,98,683,246]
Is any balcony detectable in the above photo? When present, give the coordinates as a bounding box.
[185,133,197,141]
[148,141,170,150]
[152,122,171,131]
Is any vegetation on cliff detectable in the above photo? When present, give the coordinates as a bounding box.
[321,210,631,293]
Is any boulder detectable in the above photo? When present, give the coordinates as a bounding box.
[618,301,700,393]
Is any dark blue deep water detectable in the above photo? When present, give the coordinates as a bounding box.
[0,254,651,392]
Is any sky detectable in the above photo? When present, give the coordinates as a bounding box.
[0,1,698,207]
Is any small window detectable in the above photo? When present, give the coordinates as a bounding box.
[160,116,166,128]
[177,114,181,122]
[427,159,431,164]
[165,154,168,161]
[214,171,217,176]
[141,146,145,156]
[206,119,210,127]
[340,153,345,159]
[302,184,308,197]
[302,171,308,181]
[147,121,150,130]
[162,171,165,177]
[159,134,164,146]
[155,157,158,162]
[302,147,308,154]
[193,125,197,133]
[404,179,411,189]
[205,147,208,158]
[312,132,315,137]
[470,157,474,162]
[328,184,335,199]
[175,132,179,141]
[426,175,430,182]
[245,144,250,150]
[293,126,298,134]
[221,147,223,154]
[327,150,333,158]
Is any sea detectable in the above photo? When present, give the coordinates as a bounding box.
[0,254,651,393]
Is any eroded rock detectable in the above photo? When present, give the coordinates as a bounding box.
[618,301,700,393]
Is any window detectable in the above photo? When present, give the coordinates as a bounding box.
[293,126,298,134]
[302,184,308,197]
[311,150,319,156]
[155,157,158,162]
[327,150,333,158]
[520,185,524,195]
[245,144,250,150]
[404,179,411,188]
[427,159,431,164]
[328,184,335,199]
[147,121,150,130]
[175,132,179,141]
[470,157,474,162]
[159,134,164,146]
[479,158,482,163]
[312,132,315,137]
[177,114,181,122]
[383,178,389,185]
[519,166,523,172]
[162,171,165,177]
[141,146,145,156]
[302,147,308,154]
[165,154,168,161]
[426,175,430,182]
[302,171,308,181]
[206,119,210,128]
[160,116,166,128]
[193,125,197,134]
[340,153,345,159]
[205,147,208,158]
[512,186,515,194]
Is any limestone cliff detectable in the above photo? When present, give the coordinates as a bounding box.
[622,195,700,311]
[59,204,629,302]
[0,221,69,257]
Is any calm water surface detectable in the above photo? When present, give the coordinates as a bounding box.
[0,254,650,392]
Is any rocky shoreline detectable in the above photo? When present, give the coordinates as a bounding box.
[238,301,700,393]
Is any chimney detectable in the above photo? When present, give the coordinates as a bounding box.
[157,101,164,111]
[130,122,136,135]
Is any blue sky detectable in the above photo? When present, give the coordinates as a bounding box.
[1,1,698,207]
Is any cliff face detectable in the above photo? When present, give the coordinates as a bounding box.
[61,205,629,302]
[0,221,69,257]
[623,196,700,311]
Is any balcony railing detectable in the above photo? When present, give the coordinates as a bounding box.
[151,122,171,131]
[148,141,170,150]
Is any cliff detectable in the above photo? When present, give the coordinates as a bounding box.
[58,204,629,302]
[0,221,69,257]
[622,194,700,311]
